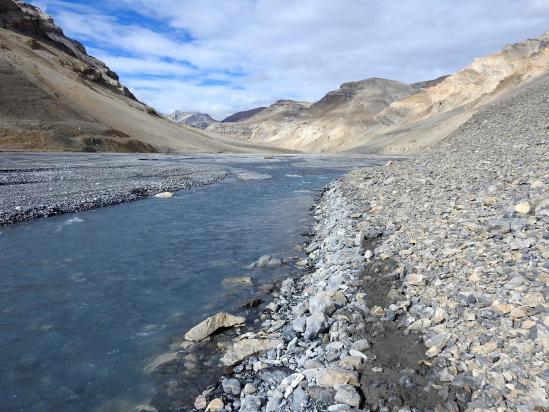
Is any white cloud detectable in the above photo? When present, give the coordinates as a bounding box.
[33,0,549,118]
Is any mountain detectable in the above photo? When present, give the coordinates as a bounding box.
[410,75,450,89]
[166,111,218,129]
[207,33,549,153]
[208,79,417,152]
[222,107,266,123]
[208,99,312,142]
[0,0,273,153]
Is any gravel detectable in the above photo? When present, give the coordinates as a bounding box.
[0,153,390,226]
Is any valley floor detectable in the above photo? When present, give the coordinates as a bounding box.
[0,152,393,225]
[187,67,548,411]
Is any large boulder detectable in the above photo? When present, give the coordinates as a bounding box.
[184,312,245,342]
[220,338,281,366]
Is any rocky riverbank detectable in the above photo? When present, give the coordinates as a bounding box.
[177,75,548,411]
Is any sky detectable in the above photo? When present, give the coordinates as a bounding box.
[30,0,549,120]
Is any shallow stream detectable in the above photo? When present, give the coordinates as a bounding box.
[0,157,381,411]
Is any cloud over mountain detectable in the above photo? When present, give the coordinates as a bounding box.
[32,0,549,118]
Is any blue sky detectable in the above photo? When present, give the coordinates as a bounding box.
[31,0,549,119]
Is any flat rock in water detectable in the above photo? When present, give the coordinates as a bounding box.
[143,352,180,374]
[222,276,253,287]
[154,191,174,198]
[220,338,281,366]
[185,312,245,342]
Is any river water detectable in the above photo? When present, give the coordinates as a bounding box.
[0,157,382,411]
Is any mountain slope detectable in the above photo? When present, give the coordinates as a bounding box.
[222,107,266,123]
[0,0,275,153]
[208,99,312,142]
[209,78,419,152]
[207,33,549,154]
[166,111,218,129]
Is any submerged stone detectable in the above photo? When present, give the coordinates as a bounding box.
[184,312,245,342]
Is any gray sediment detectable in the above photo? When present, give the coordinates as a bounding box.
[0,153,270,225]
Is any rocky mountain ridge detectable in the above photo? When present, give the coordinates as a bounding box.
[222,107,267,123]
[206,33,549,154]
[0,0,276,153]
[166,111,218,129]
[0,0,135,100]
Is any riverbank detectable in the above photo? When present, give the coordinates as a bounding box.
[182,69,548,411]
[0,153,262,225]
[0,153,396,225]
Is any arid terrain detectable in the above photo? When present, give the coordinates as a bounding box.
[0,0,280,153]
[206,33,549,154]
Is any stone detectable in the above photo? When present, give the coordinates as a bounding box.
[268,319,286,333]
[243,383,256,394]
[291,386,309,411]
[334,384,361,408]
[348,349,368,360]
[425,333,449,357]
[535,198,549,216]
[266,390,283,412]
[220,338,282,366]
[222,276,253,287]
[491,300,513,314]
[515,202,532,214]
[143,352,180,374]
[205,398,224,412]
[304,358,324,369]
[282,373,304,398]
[522,292,545,307]
[222,378,242,396]
[315,367,359,388]
[282,325,298,342]
[483,196,497,206]
[185,312,245,342]
[292,317,307,333]
[133,404,157,412]
[154,191,174,198]
[406,273,426,286]
[469,268,483,283]
[240,395,262,412]
[371,306,385,316]
[304,314,327,341]
[194,395,207,410]
[309,292,336,316]
[364,249,374,259]
[510,307,527,319]
[471,341,497,354]
[338,356,363,370]
[351,339,370,351]
[251,255,283,268]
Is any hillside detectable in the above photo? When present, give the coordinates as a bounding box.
[0,0,275,153]
[166,111,218,129]
[222,107,266,123]
[207,33,549,154]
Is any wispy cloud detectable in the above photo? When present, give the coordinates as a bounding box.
[31,0,549,119]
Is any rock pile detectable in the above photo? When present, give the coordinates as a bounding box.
[189,75,548,410]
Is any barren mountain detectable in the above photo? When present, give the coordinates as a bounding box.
[166,111,218,129]
[209,78,418,152]
[208,99,312,142]
[209,33,549,154]
[0,0,273,153]
[222,107,266,123]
